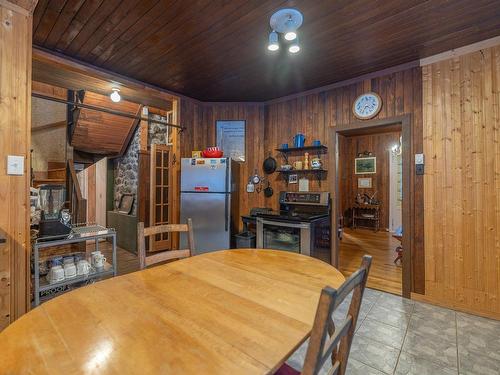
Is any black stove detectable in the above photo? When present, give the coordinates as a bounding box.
[255,191,331,263]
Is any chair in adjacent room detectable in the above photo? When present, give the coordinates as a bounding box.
[137,218,195,269]
[276,255,372,375]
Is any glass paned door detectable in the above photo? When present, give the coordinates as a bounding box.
[150,144,172,251]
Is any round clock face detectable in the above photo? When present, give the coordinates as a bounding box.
[353,92,382,120]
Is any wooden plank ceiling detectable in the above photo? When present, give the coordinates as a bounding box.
[71,91,141,155]
[33,0,500,101]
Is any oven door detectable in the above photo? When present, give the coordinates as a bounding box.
[256,218,311,256]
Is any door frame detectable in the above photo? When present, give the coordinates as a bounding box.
[329,115,413,297]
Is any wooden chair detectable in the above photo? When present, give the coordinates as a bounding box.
[276,255,372,375]
[137,218,195,269]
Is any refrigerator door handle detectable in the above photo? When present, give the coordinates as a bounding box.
[225,159,230,192]
[224,193,229,232]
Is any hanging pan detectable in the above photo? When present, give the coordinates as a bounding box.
[264,180,274,197]
[263,153,277,174]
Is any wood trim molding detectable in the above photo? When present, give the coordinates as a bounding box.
[265,61,420,105]
[32,47,181,110]
[420,35,500,66]
[117,105,143,157]
[410,293,500,321]
[330,115,415,298]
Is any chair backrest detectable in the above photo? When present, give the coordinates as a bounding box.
[137,218,195,269]
[301,255,372,375]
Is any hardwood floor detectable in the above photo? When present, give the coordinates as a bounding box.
[339,228,402,295]
[88,240,140,276]
[97,232,402,295]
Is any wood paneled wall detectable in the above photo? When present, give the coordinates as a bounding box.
[339,131,402,229]
[422,46,500,318]
[264,93,328,211]
[181,68,424,291]
[0,0,37,331]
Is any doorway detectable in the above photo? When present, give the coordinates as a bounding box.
[330,117,412,297]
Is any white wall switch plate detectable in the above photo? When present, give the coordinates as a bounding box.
[7,155,24,175]
[415,153,425,165]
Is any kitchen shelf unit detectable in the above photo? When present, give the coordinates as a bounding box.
[276,145,328,186]
[32,230,117,306]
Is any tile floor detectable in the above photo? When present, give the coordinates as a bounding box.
[287,289,500,375]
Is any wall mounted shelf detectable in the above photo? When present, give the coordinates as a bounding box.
[275,145,328,153]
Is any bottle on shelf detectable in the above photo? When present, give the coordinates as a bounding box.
[304,152,310,170]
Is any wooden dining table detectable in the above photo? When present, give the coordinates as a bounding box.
[0,249,345,374]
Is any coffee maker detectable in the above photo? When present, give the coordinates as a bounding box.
[38,184,71,238]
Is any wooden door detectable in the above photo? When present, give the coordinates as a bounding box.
[150,144,173,251]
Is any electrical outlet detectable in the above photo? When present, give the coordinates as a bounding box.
[416,164,424,175]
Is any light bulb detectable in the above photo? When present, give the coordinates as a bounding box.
[110,88,121,103]
[267,31,279,51]
[283,17,297,41]
[289,39,300,54]
[284,31,297,41]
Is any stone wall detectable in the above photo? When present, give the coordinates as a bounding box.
[113,127,140,215]
[113,112,169,216]
[149,113,171,145]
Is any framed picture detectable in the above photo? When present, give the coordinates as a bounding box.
[288,174,298,184]
[355,156,376,174]
[216,120,246,162]
[358,177,372,188]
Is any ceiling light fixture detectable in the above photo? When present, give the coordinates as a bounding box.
[267,31,279,51]
[110,88,121,103]
[268,8,303,53]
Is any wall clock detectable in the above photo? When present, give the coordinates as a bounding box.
[353,92,382,120]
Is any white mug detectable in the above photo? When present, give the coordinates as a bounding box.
[47,265,65,284]
[92,252,106,269]
[77,260,91,276]
[63,262,77,279]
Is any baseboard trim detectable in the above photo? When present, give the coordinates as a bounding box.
[411,292,499,321]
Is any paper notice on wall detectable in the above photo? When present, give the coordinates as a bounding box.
[216,120,246,162]
[299,178,309,192]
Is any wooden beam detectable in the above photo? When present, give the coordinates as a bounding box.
[0,0,36,330]
[117,105,143,157]
[32,81,67,100]
[139,107,149,152]
[32,47,176,111]
[0,0,37,15]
